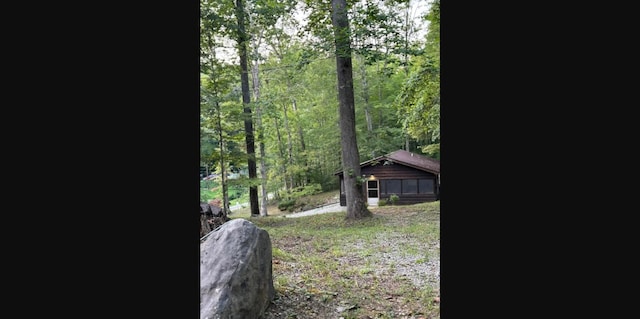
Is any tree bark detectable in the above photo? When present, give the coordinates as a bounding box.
[331,0,372,219]
[292,99,306,153]
[357,54,373,134]
[216,101,231,214]
[250,32,269,217]
[283,100,294,188]
[235,0,259,217]
[292,98,309,185]
[204,35,230,214]
[273,116,289,191]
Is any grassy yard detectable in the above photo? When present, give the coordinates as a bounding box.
[232,199,440,319]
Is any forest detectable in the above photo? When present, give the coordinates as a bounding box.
[200,0,440,217]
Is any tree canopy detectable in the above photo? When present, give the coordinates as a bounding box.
[200,0,440,212]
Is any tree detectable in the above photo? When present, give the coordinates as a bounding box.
[349,0,415,158]
[200,0,431,212]
[331,0,372,219]
[247,0,297,216]
[234,0,260,217]
[200,20,233,212]
[394,0,440,159]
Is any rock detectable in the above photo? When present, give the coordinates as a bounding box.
[200,219,275,319]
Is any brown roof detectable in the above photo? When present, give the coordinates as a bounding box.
[335,149,440,175]
[387,150,439,173]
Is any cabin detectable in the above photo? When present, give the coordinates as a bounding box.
[335,150,440,206]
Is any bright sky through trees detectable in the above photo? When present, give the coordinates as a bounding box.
[211,0,431,64]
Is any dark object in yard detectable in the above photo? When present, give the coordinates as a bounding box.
[200,201,230,237]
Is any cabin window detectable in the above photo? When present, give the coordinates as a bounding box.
[402,179,418,194]
[419,179,435,194]
[340,179,345,194]
[380,178,436,195]
[381,179,402,195]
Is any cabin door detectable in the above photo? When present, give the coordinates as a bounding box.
[367,180,379,206]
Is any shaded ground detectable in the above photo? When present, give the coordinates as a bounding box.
[249,202,441,319]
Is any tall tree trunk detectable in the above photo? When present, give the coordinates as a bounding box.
[274,116,288,191]
[216,102,230,215]
[205,35,230,214]
[331,0,372,219]
[284,72,297,187]
[377,46,389,129]
[292,98,309,185]
[403,3,412,152]
[283,100,294,188]
[404,5,409,74]
[292,99,306,152]
[251,32,268,217]
[259,130,268,213]
[358,54,373,134]
[235,0,259,217]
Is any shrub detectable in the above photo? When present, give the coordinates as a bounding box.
[389,194,399,205]
[277,198,297,211]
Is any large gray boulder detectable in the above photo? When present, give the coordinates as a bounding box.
[200,218,275,319]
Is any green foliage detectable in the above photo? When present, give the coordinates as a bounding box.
[201,0,436,202]
[200,179,250,203]
[355,175,367,187]
[392,0,440,158]
[421,142,440,160]
[277,198,297,211]
[294,183,323,198]
[351,0,406,64]
[388,193,399,205]
[425,0,440,52]
[251,0,297,27]
[277,183,324,211]
[301,0,334,52]
[307,165,340,191]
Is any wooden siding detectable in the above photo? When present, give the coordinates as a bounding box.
[339,192,437,206]
[338,163,439,206]
[337,150,440,207]
[361,164,435,180]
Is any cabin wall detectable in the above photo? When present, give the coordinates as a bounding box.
[361,164,433,179]
[338,163,439,206]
